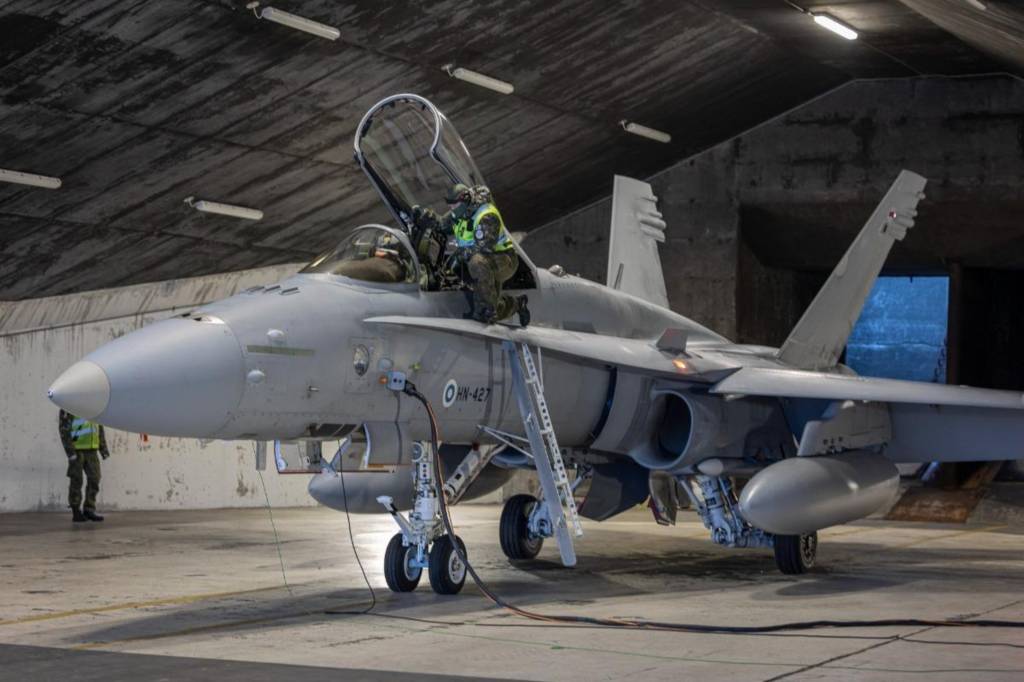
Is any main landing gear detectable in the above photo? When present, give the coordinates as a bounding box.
[378,442,467,595]
[773,532,818,574]
[680,474,819,575]
[499,494,544,560]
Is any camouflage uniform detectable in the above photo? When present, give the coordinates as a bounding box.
[411,184,529,324]
[466,250,519,321]
[444,185,525,323]
[59,410,109,513]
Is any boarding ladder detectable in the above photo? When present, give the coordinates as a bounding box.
[504,340,583,567]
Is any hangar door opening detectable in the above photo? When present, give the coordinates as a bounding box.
[845,276,948,383]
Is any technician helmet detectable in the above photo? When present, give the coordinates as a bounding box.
[445,183,472,205]
[470,184,492,204]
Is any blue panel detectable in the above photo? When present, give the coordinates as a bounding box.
[846,277,948,382]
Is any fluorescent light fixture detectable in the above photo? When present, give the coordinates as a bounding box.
[184,196,263,221]
[0,167,61,189]
[811,13,858,40]
[964,0,987,10]
[619,120,671,144]
[246,2,340,41]
[443,64,514,95]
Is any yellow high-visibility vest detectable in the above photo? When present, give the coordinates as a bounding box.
[71,418,100,450]
[453,203,514,252]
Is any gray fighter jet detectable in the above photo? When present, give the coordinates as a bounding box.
[48,94,1024,595]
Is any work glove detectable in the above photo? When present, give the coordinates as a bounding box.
[411,205,439,231]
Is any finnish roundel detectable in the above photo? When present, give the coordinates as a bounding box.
[442,379,458,408]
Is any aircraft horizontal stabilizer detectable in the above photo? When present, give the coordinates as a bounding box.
[365,316,703,381]
[710,366,1024,411]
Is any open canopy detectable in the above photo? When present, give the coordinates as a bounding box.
[349,94,537,292]
[354,94,486,234]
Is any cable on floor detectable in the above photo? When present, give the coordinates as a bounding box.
[256,466,294,598]
[395,382,1024,636]
[334,459,377,614]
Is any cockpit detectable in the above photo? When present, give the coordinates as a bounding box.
[301,225,418,286]
[336,93,536,292]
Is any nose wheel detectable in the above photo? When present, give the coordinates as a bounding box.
[428,534,467,594]
[383,533,422,592]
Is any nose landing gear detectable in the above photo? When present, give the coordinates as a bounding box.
[378,442,466,595]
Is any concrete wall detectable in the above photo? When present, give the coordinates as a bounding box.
[524,143,740,338]
[0,264,316,513]
[524,75,1024,346]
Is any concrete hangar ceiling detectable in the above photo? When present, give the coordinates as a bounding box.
[0,0,1020,300]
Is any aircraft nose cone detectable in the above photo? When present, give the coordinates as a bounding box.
[48,361,111,419]
[51,317,246,437]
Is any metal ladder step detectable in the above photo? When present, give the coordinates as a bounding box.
[504,341,583,567]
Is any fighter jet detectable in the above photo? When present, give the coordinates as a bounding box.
[48,94,1024,595]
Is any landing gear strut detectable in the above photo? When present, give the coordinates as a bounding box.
[378,441,466,595]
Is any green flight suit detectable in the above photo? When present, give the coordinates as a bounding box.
[59,410,109,512]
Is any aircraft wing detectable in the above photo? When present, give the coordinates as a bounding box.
[365,316,703,380]
[710,366,1024,410]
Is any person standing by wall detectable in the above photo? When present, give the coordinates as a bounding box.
[58,409,109,522]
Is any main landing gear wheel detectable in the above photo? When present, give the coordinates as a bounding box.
[500,494,543,560]
[428,534,467,595]
[383,533,422,592]
[774,532,818,575]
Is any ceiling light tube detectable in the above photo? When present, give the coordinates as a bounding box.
[620,120,671,144]
[443,64,514,95]
[184,196,263,221]
[0,167,61,189]
[811,13,858,40]
[247,2,340,41]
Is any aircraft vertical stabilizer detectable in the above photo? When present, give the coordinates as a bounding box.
[777,170,927,371]
[607,175,669,309]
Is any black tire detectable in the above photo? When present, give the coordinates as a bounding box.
[428,534,467,595]
[383,533,422,593]
[500,494,543,560]
[774,532,818,575]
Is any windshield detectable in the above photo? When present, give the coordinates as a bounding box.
[354,94,486,232]
[301,226,417,285]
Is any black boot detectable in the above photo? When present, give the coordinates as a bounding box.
[71,507,86,523]
[83,509,104,522]
[516,295,531,328]
[472,305,496,324]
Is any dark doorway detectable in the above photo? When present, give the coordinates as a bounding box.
[846,276,948,382]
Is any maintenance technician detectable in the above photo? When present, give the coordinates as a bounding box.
[59,409,109,523]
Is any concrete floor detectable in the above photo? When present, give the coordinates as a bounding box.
[0,504,1022,681]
